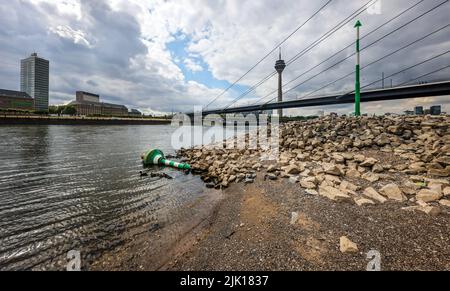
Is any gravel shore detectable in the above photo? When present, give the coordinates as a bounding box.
[166,170,450,271]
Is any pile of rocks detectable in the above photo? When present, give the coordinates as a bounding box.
[179,115,449,215]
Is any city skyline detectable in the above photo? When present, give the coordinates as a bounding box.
[0,0,449,116]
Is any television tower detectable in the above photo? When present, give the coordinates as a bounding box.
[275,48,286,118]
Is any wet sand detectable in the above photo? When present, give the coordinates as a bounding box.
[90,187,223,271]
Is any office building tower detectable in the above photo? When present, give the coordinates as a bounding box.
[21,53,49,111]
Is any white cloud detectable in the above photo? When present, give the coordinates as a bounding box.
[184,58,203,72]
[49,25,93,48]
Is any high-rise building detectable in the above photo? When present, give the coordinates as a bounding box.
[414,106,424,115]
[21,53,49,111]
[430,105,441,115]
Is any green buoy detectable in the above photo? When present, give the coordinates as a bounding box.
[141,149,191,170]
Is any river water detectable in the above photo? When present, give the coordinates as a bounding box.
[0,125,220,270]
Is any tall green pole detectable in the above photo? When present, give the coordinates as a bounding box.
[354,20,362,117]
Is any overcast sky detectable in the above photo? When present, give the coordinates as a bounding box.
[0,0,448,115]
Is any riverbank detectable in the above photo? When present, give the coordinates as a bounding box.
[165,114,450,270]
[166,172,450,271]
[0,115,171,125]
[89,185,223,271]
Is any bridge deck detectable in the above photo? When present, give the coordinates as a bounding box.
[192,81,450,116]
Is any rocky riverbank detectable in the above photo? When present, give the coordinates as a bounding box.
[166,114,449,271]
[179,115,450,215]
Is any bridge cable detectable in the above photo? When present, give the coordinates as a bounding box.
[250,0,429,105]
[202,0,333,110]
[259,0,449,105]
[298,24,450,99]
[352,50,450,93]
[396,65,450,87]
[239,51,450,113]
[221,0,378,110]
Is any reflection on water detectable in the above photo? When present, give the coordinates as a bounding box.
[0,125,217,270]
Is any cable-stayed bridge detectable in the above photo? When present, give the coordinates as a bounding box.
[197,81,450,115]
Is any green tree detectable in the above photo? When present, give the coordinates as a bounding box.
[62,106,77,115]
[49,106,59,114]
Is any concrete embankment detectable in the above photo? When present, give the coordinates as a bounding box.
[0,116,171,125]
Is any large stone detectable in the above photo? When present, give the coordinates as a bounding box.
[300,177,317,189]
[444,187,450,196]
[362,172,380,183]
[372,163,384,173]
[425,178,450,187]
[340,236,358,253]
[379,183,407,202]
[354,154,366,163]
[363,187,387,203]
[410,175,426,183]
[285,165,301,175]
[340,180,360,192]
[354,197,375,206]
[324,163,342,176]
[360,158,378,167]
[305,189,318,195]
[267,165,277,173]
[401,180,421,195]
[319,186,352,203]
[406,162,427,174]
[402,205,441,216]
[333,153,345,164]
[428,183,443,195]
[375,134,391,146]
[252,163,262,170]
[346,169,361,178]
[416,189,443,202]
[435,156,450,166]
[439,199,450,207]
[324,174,341,184]
[428,168,450,177]
[342,152,354,160]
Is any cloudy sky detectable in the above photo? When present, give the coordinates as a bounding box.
[0,0,448,116]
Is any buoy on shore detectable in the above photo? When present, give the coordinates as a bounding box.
[141,149,191,170]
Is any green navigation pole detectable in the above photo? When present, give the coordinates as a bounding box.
[354,20,362,117]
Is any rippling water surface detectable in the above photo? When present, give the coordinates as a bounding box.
[0,125,216,270]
